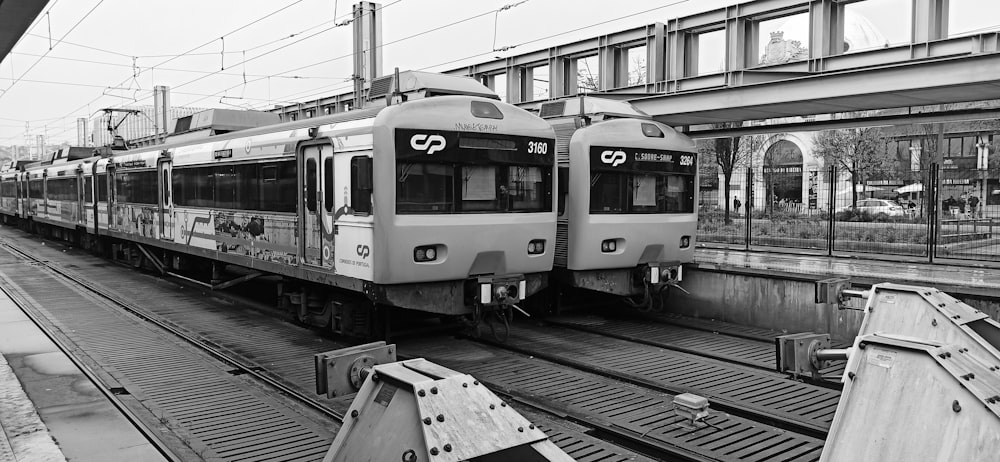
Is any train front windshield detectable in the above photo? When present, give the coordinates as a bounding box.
[588,146,696,214]
[395,129,554,214]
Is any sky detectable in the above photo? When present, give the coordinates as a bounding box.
[0,0,997,147]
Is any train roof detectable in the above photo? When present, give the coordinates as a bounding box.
[538,96,651,120]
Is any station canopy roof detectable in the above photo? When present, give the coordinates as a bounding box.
[0,1,49,63]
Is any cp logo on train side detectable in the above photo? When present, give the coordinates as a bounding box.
[356,245,370,259]
[600,150,627,167]
[410,134,447,155]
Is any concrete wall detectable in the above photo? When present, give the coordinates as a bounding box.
[667,267,1000,344]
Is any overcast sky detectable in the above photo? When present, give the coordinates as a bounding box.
[0,0,996,146]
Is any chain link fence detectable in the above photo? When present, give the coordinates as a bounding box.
[698,164,1000,264]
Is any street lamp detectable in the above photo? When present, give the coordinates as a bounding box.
[976,138,989,218]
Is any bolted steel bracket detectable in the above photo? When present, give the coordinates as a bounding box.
[314,341,396,398]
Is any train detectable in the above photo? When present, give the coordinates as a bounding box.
[541,96,697,311]
[0,72,697,338]
[0,71,556,339]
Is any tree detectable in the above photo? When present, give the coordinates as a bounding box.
[698,123,772,223]
[811,126,893,210]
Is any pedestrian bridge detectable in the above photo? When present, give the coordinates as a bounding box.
[443,0,1000,134]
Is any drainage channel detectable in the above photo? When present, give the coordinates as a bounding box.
[490,323,840,439]
[0,231,652,462]
[404,336,825,462]
[549,313,848,380]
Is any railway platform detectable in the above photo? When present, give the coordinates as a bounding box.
[0,286,165,462]
[694,247,1000,297]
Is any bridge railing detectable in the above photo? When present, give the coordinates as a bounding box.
[697,164,1000,264]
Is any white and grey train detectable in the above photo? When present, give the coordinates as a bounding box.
[0,72,696,337]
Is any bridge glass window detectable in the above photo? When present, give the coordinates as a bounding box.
[844,0,910,52]
[756,11,809,66]
[528,65,549,101]
[493,73,508,102]
[625,45,647,86]
[576,55,599,93]
[948,0,995,39]
[693,29,725,76]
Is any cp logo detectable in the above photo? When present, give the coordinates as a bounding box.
[600,150,627,167]
[356,245,370,259]
[410,134,447,155]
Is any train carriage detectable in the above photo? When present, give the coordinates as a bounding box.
[541,97,698,310]
[4,71,556,338]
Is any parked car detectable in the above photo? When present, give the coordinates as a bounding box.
[839,199,906,217]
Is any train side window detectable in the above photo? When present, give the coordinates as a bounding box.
[351,156,372,215]
[97,174,108,201]
[323,157,334,213]
[306,158,317,212]
[85,177,93,203]
[215,165,235,210]
[161,170,169,206]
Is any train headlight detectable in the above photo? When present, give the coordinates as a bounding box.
[527,239,545,255]
[601,239,617,253]
[414,245,438,262]
[680,235,691,248]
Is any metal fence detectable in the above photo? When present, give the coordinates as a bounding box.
[698,164,1000,264]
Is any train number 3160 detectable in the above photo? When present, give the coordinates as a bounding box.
[528,141,549,155]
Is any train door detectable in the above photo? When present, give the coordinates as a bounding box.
[158,156,173,241]
[15,174,22,217]
[300,144,333,268]
[107,166,118,231]
[76,168,85,225]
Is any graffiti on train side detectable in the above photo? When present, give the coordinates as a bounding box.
[114,205,157,237]
[177,210,297,265]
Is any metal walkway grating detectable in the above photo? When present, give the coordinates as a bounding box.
[0,233,645,461]
[407,338,825,462]
[502,324,840,433]
[0,262,334,461]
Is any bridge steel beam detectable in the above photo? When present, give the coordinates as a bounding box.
[631,52,1000,127]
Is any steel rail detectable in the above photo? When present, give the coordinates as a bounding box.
[0,239,346,424]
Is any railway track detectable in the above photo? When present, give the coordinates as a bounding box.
[0,228,650,462]
[0,225,832,461]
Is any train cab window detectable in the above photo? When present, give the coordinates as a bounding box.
[590,172,694,214]
[323,157,334,213]
[397,163,453,213]
[306,158,317,212]
[350,156,372,215]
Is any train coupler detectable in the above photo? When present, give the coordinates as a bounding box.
[313,345,573,462]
